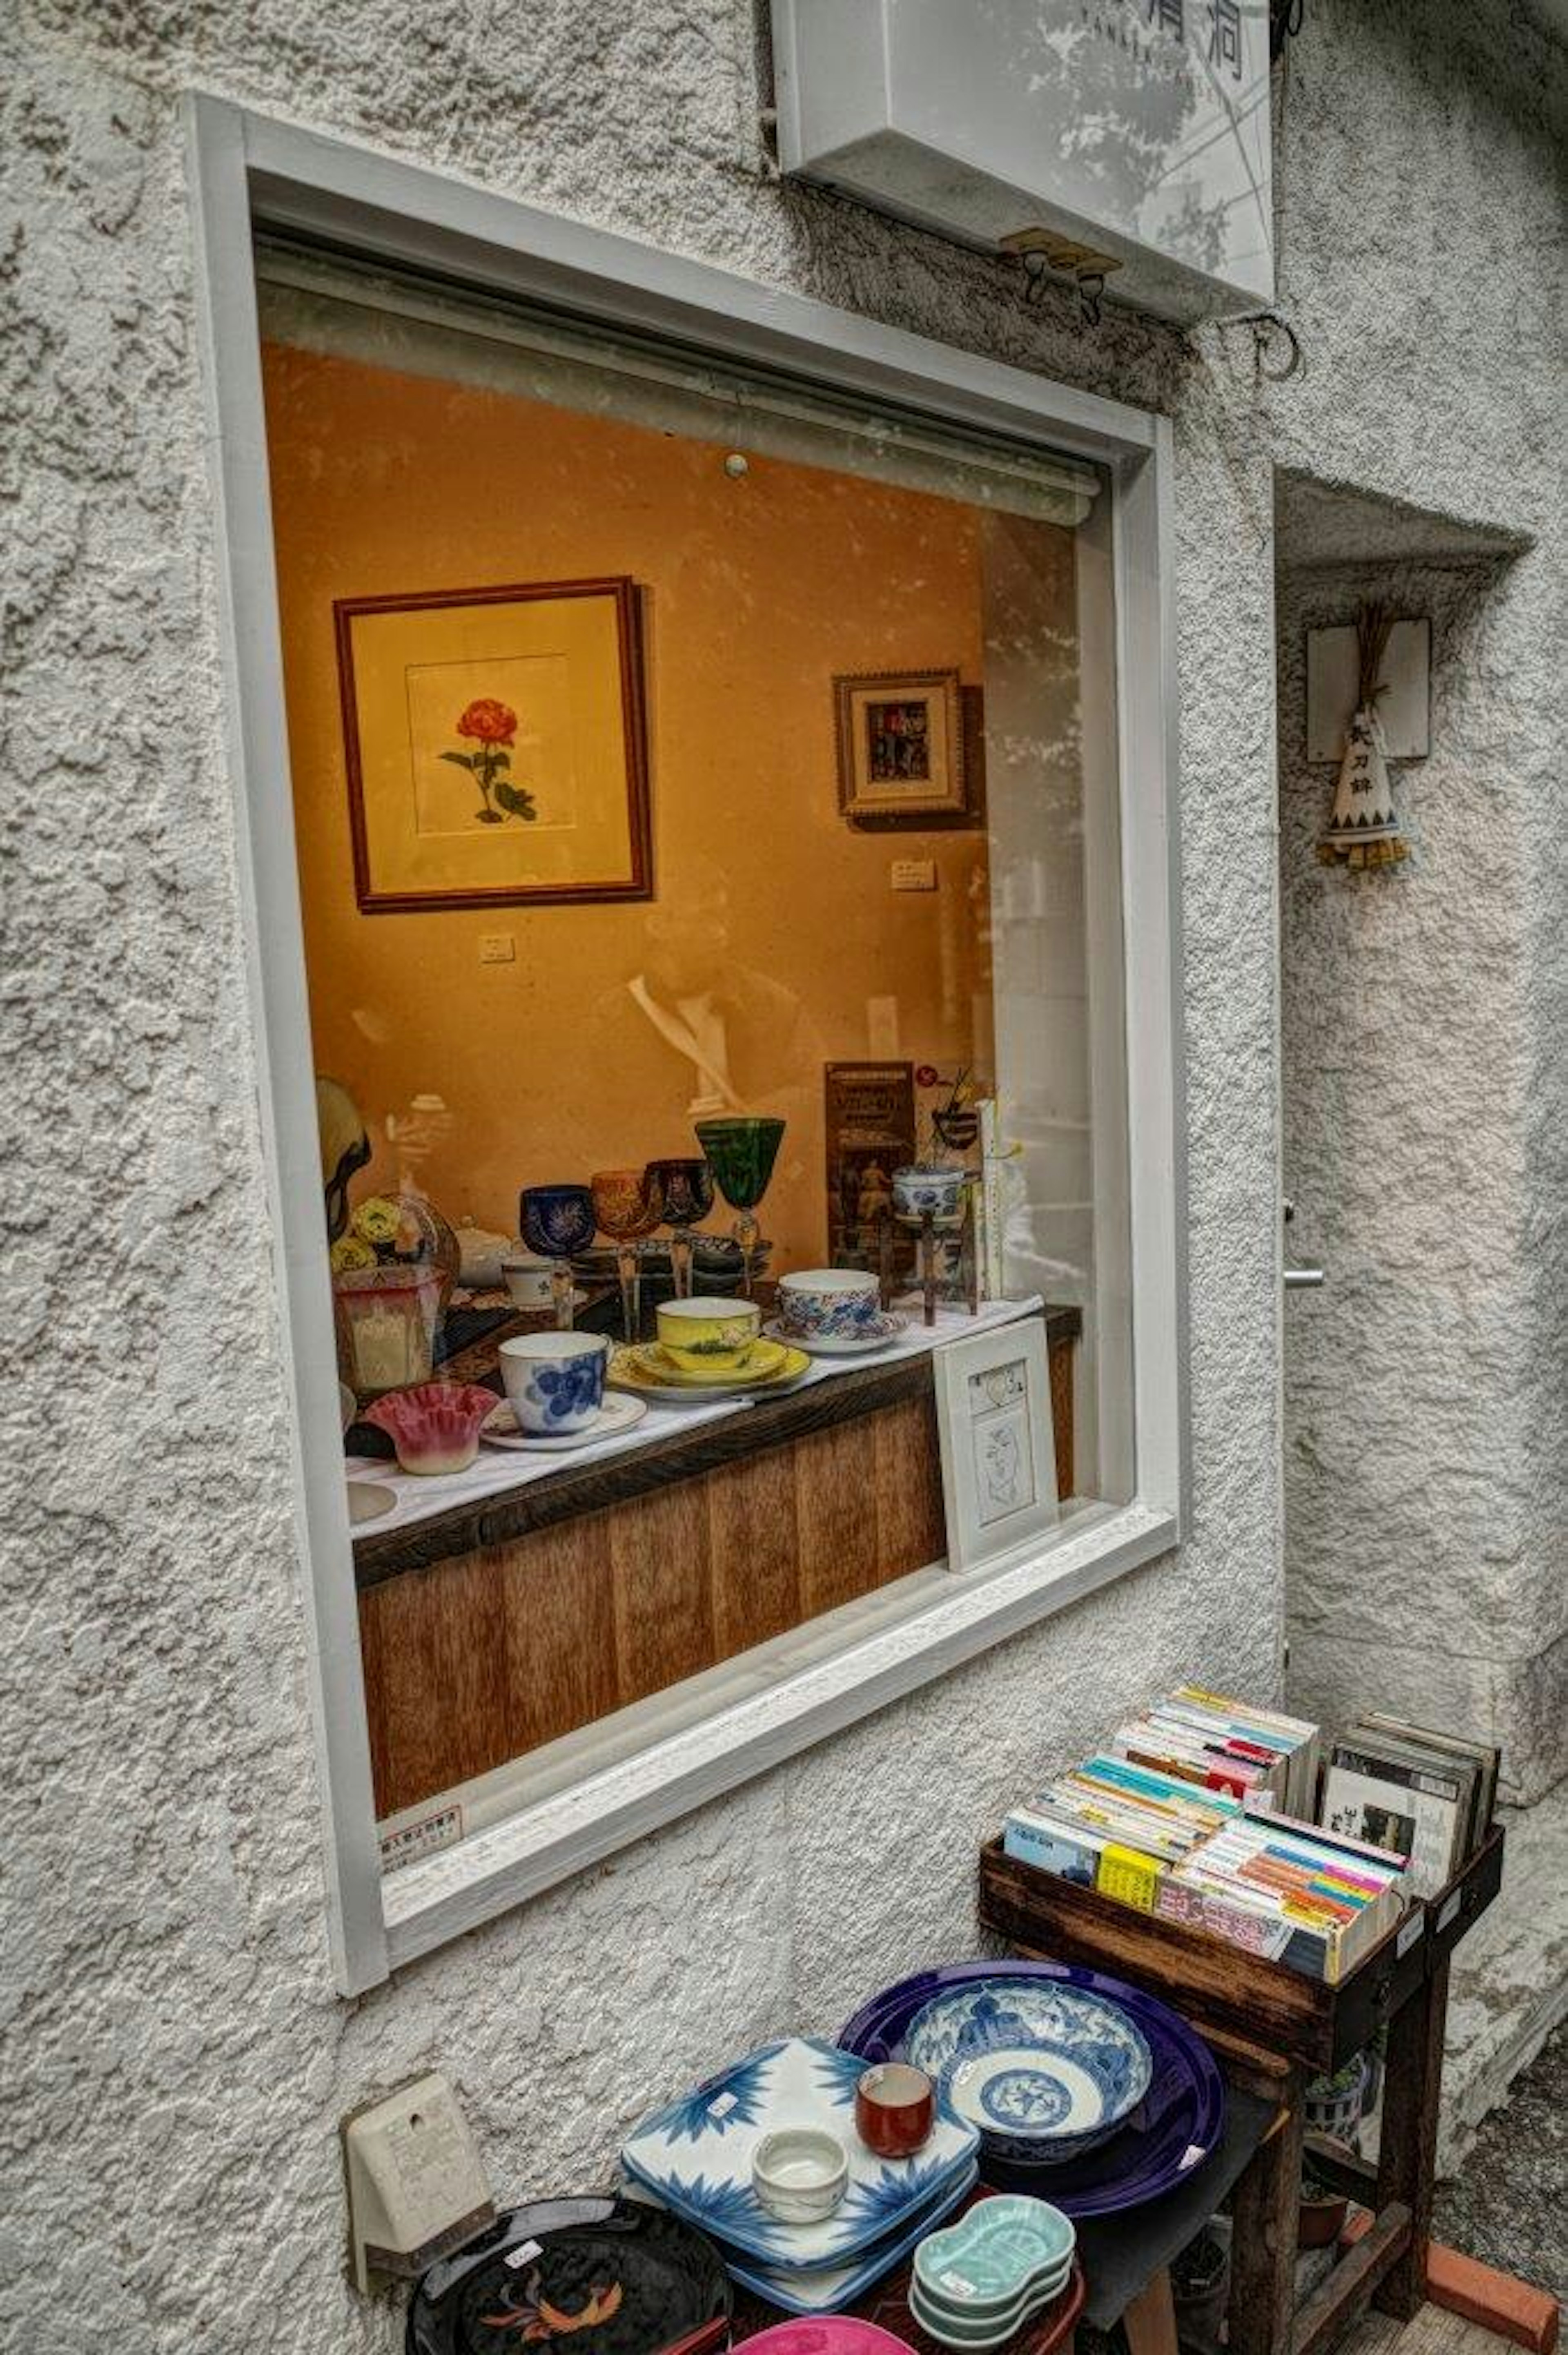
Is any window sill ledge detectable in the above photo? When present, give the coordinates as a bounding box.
[379,1495,1177,1971]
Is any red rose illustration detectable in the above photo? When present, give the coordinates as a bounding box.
[457,698,517,746]
[441,697,536,826]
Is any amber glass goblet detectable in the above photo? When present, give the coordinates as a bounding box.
[591,1166,666,1341]
[694,1117,784,1299]
[645,1157,715,1300]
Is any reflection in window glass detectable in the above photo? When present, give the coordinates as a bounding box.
[258,248,1134,1838]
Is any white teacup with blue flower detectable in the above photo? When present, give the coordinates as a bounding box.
[777,1267,882,1343]
[499,1330,609,1436]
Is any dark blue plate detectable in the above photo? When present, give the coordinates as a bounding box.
[836,1960,1225,2220]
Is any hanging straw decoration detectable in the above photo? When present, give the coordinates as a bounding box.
[1319,600,1410,871]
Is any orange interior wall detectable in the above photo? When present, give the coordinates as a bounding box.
[262,340,1000,1266]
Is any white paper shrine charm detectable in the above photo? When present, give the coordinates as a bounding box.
[1319,602,1410,872]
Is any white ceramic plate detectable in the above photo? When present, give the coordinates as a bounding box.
[762,1315,909,1358]
[481,1394,649,1450]
[346,1479,397,1524]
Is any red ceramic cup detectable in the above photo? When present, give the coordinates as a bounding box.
[854,2062,935,2158]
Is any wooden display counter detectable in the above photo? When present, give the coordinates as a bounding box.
[355,1306,1080,1819]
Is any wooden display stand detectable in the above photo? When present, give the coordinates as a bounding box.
[356,1306,1080,1818]
[978,1824,1506,2355]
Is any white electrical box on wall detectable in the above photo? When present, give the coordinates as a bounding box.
[770,0,1274,323]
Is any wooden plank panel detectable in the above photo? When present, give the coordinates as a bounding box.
[1292,2203,1412,2355]
[362,1550,509,1818]
[1374,1958,1448,2321]
[872,1394,948,1575]
[356,1586,393,1818]
[1229,2089,1305,2355]
[610,1481,715,1702]
[796,1417,880,1615]
[495,1512,619,1756]
[707,1446,801,1656]
[1048,1337,1075,1499]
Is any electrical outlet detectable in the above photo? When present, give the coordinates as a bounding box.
[891,859,937,892]
[478,933,515,964]
[343,2071,494,2296]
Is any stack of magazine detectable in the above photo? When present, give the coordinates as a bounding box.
[1002,1688,1405,1983]
[1155,1804,1407,1981]
[1320,1715,1499,1898]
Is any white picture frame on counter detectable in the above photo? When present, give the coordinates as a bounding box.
[934,1318,1059,1569]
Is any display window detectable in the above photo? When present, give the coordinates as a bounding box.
[192,100,1181,1984]
[257,247,1136,1840]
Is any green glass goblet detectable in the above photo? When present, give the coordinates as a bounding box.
[694,1117,784,1300]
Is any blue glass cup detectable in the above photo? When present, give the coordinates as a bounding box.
[519,1184,597,1329]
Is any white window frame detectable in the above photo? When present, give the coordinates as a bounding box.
[185,95,1189,1996]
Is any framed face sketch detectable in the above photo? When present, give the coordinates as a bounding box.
[933,1318,1059,1570]
[334,575,653,912]
[833,668,968,824]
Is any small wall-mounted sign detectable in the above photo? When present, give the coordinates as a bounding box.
[1307,618,1431,763]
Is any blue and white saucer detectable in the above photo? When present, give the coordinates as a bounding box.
[762,1314,908,1358]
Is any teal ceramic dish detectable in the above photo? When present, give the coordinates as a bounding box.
[912,2194,1075,2316]
[908,2274,1069,2351]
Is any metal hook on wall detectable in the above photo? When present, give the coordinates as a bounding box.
[1017,248,1107,331]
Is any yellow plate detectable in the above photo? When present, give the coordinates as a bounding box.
[626,1338,788,1387]
[609,1341,810,1396]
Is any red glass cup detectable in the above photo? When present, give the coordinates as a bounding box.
[854,2062,935,2158]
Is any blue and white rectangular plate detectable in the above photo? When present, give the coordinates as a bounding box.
[620,2036,978,2270]
[723,2164,980,2314]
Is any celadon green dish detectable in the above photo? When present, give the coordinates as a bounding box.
[912,2194,1076,2313]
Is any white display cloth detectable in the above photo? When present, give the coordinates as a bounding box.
[347,1296,1045,1540]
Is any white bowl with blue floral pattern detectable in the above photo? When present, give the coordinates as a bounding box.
[907,1981,1152,2164]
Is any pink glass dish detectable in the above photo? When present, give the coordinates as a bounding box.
[361,1381,498,1475]
[744,2322,918,2355]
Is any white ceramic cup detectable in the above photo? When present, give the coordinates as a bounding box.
[777,1267,882,1342]
[751,2126,850,2223]
[498,1331,609,1435]
[501,1253,554,1309]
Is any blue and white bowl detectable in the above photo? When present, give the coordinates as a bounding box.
[907,1982,1153,2165]
[499,1330,609,1435]
[891,1165,967,1222]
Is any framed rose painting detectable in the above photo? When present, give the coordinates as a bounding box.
[333,575,653,911]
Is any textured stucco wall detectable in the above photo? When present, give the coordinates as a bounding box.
[1263,4,1567,1800]
[0,0,1556,2347]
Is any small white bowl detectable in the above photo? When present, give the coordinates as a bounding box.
[751,2127,850,2223]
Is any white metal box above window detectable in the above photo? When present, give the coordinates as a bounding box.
[770,0,1274,324]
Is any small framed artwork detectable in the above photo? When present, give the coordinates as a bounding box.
[334,575,653,912]
[834,668,969,825]
[933,1319,1059,1570]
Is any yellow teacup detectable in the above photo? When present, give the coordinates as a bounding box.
[656,1295,762,1373]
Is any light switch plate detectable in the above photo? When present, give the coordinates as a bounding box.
[343,2070,494,2295]
[1306,618,1430,763]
